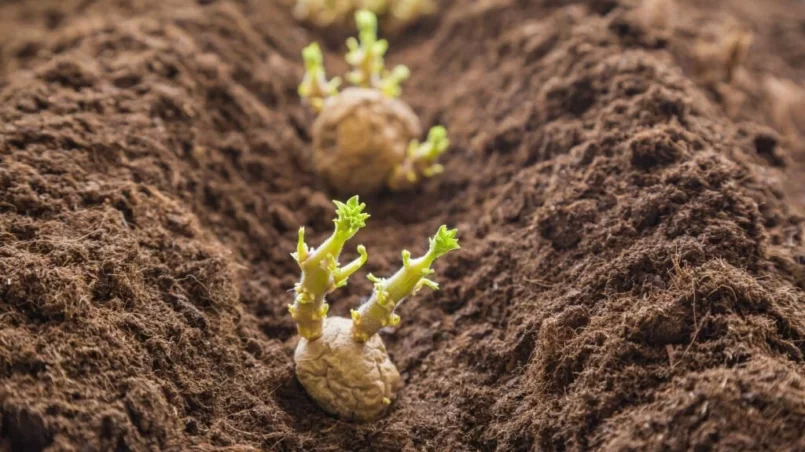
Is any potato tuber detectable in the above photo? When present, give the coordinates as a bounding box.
[312,87,421,196]
[292,0,436,29]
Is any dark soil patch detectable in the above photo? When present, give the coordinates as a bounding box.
[1,0,805,451]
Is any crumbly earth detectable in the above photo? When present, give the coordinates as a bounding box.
[1,0,805,451]
[313,87,422,196]
[294,317,401,422]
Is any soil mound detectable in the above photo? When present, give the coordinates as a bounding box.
[1,0,804,450]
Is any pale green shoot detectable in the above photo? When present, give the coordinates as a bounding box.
[379,64,410,98]
[409,125,450,176]
[387,125,451,190]
[289,196,369,339]
[346,10,394,91]
[298,43,341,112]
[350,225,460,341]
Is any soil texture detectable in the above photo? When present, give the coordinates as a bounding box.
[1,0,805,450]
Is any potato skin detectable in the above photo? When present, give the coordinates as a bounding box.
[294,317,402,421]
[312,87,422,196]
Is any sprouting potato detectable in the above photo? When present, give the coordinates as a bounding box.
[298,10,450,195]
[288,196,460,421]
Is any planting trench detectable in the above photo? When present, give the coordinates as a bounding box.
[1,0,805,450]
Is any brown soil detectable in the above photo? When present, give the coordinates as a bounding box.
[1,0,805,451]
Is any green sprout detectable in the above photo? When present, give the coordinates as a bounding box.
[289,195,369,339]
[298,43,341,112]
[378,64,410,98]
[345,9,388,88]
[387,125,451,190]
[298,10,408,102]
[342,9,409,97]
[412,125,450,177]
[350,225,460,342]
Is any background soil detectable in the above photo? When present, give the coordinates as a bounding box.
[1,0,805,450]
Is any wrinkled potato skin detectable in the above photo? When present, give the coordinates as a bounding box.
[312,88,421,196]
[295,317,402,421]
